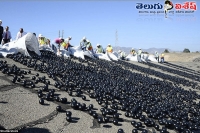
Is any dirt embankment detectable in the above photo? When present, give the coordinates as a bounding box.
[163,53,200,62]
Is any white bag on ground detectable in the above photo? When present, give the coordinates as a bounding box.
[70,46,85,59]
[39,45,54,52]
[95,53,111,61]
[113,51,119,59]
[147,55,158,62]
[0,33,41,57]
[126,54,138,61]
[107,52,118,61]
[83,50,96,59]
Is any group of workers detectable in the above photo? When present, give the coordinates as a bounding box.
[129,48,143,62]
[79,37,115,54]
[130,48,165,63]
[53,36,115,57]
[38,34,51,47]
[37,34,165,62]
[155,51,165,63]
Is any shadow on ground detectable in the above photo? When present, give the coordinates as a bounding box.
[0,125,5,130]
[19,127,51,133]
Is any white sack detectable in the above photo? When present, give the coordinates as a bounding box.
[70,46,85,59]
[113,51,119,59]
[0,33,41,57]
[107,52,118,61]
[39,45,54,52]
[126,54,138,61]
[83,50,96,59]
[147,55,158,62]
[95,53,111,61]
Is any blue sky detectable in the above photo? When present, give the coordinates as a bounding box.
[0,0,199,52]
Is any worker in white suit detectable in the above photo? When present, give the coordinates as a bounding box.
[118,50,125,60]
[80,37,89,51]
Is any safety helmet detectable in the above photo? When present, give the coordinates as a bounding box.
[87,39,90,42]
[38,34,44,38]
[68,36,72,39]
[97,44,100,47]
[118,50,121,53]
[64,38,69,42]
[108,44,111,46]
[83,37,86,40]
[132,48,134,50]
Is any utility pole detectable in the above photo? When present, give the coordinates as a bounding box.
[59,30,60,38]
[115,30,118,50]
[62,30,64,39]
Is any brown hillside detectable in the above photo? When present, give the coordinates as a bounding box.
[161,53,200,62]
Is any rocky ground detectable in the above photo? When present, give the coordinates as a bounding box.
[0,53,200,133]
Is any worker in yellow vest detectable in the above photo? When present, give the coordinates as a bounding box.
[161,53,165,63]
[86,40,93,51]
[86,40,96,56]
[96,44,105,53]
[106,44,113,53]
[130,48,136,56]
[38,34,46,45]
[63,36,72,54]
[64,36,72,49]
[60,38,67,49]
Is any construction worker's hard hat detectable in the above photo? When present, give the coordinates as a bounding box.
[68,36,72,39]
[38,34,44,38]
[87,39,90,42]
[64,38,69,42]
[97,44,100,47]
[108,44,111,46]
[118,50,121,53]
[83,37,86,40]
